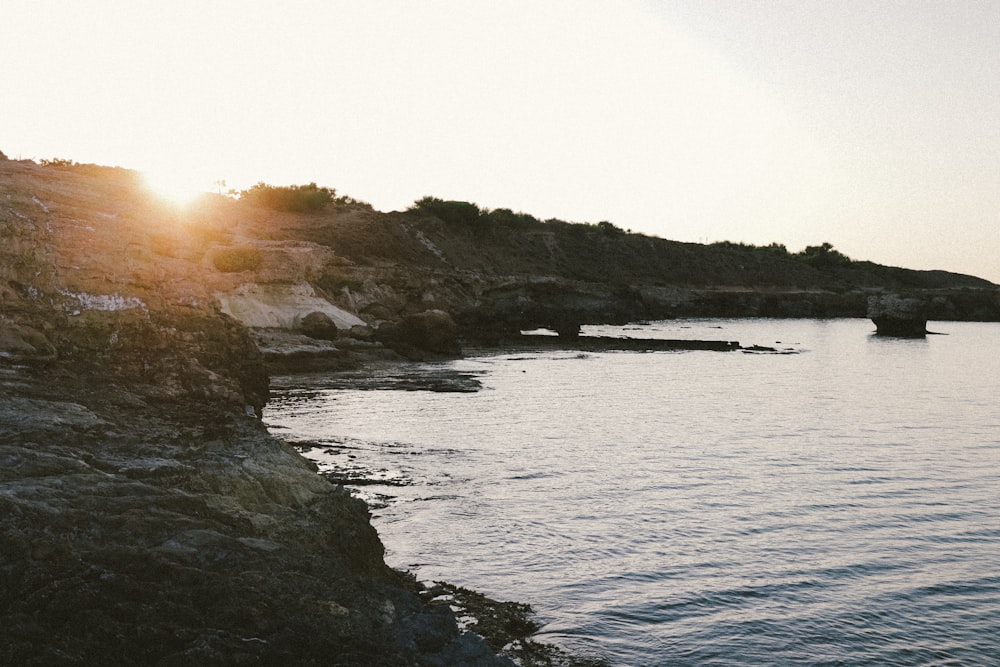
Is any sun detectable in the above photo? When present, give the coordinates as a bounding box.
[142,169,216,207]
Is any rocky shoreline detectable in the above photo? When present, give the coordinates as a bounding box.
[0,157,616,665]
[0,159,514,665]
[3,155,997,664]
[1,395,503,665]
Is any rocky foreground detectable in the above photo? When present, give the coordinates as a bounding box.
[0,159,532,665]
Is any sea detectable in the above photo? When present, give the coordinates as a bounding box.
[264,318,1000,666]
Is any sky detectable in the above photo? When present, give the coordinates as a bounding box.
[3,1,998,283]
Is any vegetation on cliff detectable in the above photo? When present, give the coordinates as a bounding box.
[238,181,371,213]
[318,193,988,293]
[238,181,336,212]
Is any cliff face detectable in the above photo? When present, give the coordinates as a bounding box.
[0,160,506,665]
[237,199,999,337]
[13,159,990,354]
[1,161,269,413]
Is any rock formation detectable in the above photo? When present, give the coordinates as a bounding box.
[0,159,510,665]
[867,294,929,336]
[375,309,462,360]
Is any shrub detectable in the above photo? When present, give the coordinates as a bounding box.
[795,242,851,268]
[483,207,540,229]
[37,158,139,185]
[39,157,76,167]
[213,247,263,272]
[712,241,789,256]
[410,196,483,225]
[595,220,625,236]
[239,182,335,213]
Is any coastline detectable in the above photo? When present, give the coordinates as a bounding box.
[0,160,507,665]
[1,375,518,665]
[3,155,997,665]
[1,352,601,665]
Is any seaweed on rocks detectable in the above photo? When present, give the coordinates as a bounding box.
[426,582,610,667]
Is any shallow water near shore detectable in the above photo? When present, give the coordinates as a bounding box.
[265,318,1000,666]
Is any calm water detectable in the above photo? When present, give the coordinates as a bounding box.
[265,319,1000,666]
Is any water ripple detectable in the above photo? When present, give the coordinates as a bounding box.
[266,319,1000,666]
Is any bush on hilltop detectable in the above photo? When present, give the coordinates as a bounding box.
[410,196,484,225]
[239,182,336,213]
[796,242,852,268]
[712,240,852,268]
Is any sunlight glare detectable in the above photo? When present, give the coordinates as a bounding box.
[142,169,215,207]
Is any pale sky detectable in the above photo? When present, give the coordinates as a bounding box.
[4,1,998,283]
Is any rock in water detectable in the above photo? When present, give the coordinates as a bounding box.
[376,309,461,359]
[867,294,928,336]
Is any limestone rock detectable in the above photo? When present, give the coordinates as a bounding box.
[0,322,56,363]
[349,323,375,341]
[216,282,366,331]
[867,294,928,336]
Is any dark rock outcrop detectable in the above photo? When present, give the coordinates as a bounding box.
[376,309,462,359]
[299,309,339,340]
[867,294,929,336]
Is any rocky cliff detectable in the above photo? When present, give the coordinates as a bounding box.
[189,185,997,341]
[0,159,509,665]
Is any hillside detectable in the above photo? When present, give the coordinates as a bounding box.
[6,157,997,344]
[206,179,999,338]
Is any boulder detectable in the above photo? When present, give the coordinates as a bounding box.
[348,324,375,341]
[298,310,338,340]
[867,294,928,336]
[376,309,461,359]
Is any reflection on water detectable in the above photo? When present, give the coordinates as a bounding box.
[266,319,1000,666]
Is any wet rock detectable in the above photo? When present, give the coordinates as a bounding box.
[376,309,461,359]
[426,582,606,666]
[867,294,928,336]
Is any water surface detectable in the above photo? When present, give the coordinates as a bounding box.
[266,319,1000,665]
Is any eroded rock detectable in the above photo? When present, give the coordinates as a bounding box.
[867,294,928,336]
[299,310,339,340]
[376,309,461,360]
